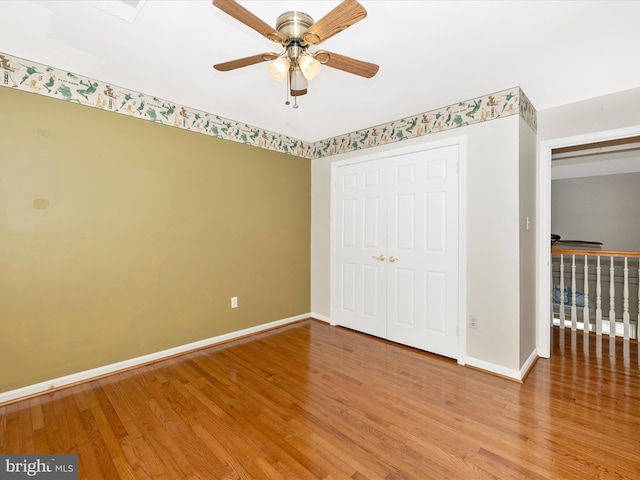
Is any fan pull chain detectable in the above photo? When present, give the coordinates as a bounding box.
[285,71,290,106]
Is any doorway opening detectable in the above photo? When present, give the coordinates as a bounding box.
[537,126,640,357]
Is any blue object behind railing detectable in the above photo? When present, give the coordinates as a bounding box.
[553,284,592,310]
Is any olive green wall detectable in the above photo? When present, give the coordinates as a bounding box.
[0,87,310,393]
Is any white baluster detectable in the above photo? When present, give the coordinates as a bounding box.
[609,256,616,337]
[638,259,640,340]
[559,254,565,329]
[571,255,577,331]
[596,256,602,335]
[583,255,589,334]
[550,256,555,327]
[623,256,629,340]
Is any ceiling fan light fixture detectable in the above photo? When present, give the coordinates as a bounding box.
[298,55,321,80]
[290,68,308,96]
[267,57,290,83]
[212,0,378,108]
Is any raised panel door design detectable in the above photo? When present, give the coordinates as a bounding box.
[363,265,380,318]
[340,263,357,313]
[333,144,459,359]
[334,159,387,339]
[342,198,357,248]
[425,191,446,252]
[386,145,459,359]
[395,194,415,251]
[392,267,415,327]
[364,197,380,248]
[425,271,447,333]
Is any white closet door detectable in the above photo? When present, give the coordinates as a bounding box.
[333,159,388,339]
[332,143,460,359]
[386,145,459,359]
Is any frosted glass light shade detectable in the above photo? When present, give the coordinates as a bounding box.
[290,69,308,96]
[298,55,321,80]
[267,57,290,83]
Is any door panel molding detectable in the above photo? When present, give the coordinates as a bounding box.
[331,137,467,361]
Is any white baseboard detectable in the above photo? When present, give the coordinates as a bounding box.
[0,313,311,405]
[310,312,331,323]
[464,356,523,381]
[519,348,539,380]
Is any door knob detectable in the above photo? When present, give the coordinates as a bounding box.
[372,255,385,261]
[388,256,398,262]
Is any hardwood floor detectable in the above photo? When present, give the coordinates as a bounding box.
[1,320,639,479]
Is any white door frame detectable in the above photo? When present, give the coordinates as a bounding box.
[536,125,640,358]
[330,135,467,364]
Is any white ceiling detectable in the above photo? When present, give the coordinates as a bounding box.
[1,0,639,143]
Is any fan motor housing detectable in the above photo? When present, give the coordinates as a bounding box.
[276,11,314,40]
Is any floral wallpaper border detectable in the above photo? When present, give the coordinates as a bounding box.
[310,87,537,158]
[1,52,536,159]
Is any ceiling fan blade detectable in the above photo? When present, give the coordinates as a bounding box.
[302,0,367,45]
[213,52,277,71]
[317,51,379,78]
[212,0,285,43]
[556,240,603,246]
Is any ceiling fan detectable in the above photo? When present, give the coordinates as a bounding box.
[212,0,379,108]
[551,234,603,248]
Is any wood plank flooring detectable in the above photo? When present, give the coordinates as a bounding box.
[1,320,639,479]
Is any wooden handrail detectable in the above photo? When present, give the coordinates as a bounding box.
[551,248,640,258]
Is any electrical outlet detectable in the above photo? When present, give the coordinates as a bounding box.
[469,314,478,329]
[231,296,238,309]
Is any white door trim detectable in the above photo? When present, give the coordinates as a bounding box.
[330,135,467,364]
[536,125,640,358]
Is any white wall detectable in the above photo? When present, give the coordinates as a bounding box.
[552,172,640,251]
[538,87,640,141]
[519,118,538,367]
[311,115,524,374]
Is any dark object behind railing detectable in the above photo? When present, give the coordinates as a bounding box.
[551,234,603,248]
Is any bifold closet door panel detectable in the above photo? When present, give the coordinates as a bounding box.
[334,159,388,339]
[386,145,460,359]
[333,144,460,360]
